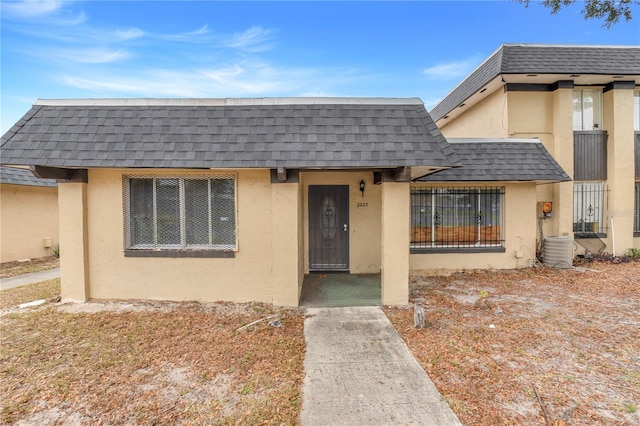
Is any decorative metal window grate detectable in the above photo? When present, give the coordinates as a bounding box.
[573,182,608,237]
[123,175,236,250]
[411,187,504,249]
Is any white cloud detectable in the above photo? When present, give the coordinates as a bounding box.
[47,47,132,63]
[2,0,86,25]
[61,61,365,99]
[62,75,198,97]
[223,26,275,52]
[113,28,145,41]
[422,57,480,79]
[154,25,212,42]
[2,0,67,17]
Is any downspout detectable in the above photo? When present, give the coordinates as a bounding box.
[610,217,616,256]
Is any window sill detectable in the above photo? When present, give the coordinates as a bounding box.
[634,232,640,238]
[574,233,607,239]
[125,249,235,258]
[410,247,506,254]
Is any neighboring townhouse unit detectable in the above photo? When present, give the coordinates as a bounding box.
[431,44,640,255]
[411,138,569,271]
[0,97,567,306]
[0,166,58,263]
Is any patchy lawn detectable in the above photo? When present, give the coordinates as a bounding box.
[0,279,61,310]
[386,261,640,426]
[1,296,305,425]
[0,256,59,278]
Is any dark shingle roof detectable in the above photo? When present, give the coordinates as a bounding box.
[431,44,640,121]
[0,166,57,187]
[0,98,461,170]
[417,139,571,182]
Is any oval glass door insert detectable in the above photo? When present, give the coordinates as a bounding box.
[321,197,337,238]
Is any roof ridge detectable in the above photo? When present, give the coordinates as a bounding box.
[502,43,640,49]
[446,138,542,143]
[35,97,425,107]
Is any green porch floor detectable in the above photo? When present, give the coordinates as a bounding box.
[299,273,381,307]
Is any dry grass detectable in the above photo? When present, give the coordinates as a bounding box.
[1,299,305,425]
[385,261,640,425]
[0,257,59,278]
[0,279,61,310]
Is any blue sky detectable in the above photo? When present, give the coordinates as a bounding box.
[1,1,639,133]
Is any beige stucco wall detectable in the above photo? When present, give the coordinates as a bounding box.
[549,88,577,238]
[603,87,636,255]
[381,182,410,305]
[438,89,508,138]
[409,182,538,272]
[0,183,59,263]
[55,167,392,304]
[507,91,554,137]
[58,182,89,301]
[271,182,303,306]
[79,168,295,304]
[60,168,391,306]
[301,171,382,274]
[506,89,574,239]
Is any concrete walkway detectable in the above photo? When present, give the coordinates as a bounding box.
[301,306,462,426]
[0,268,60,291]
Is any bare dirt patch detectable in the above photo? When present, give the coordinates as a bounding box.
[1,300,305,425]
[0,257,59,279]
[385,261,640,425]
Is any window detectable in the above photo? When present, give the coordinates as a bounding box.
[573,89,602,130]
[411,187,504,250]
[124,175,236,251]
[573,182,607,237]
[634,90,639,131]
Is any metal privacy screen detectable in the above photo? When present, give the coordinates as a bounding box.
[123,174,236,250]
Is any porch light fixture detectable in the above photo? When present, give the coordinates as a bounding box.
[359,180,366,197]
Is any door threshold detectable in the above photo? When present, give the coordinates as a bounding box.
[309,270,350,274]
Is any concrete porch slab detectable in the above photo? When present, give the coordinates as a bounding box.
[299,273,381,307]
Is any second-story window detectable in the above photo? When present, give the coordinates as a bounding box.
[573,89,602,131]
[634,90,639,131]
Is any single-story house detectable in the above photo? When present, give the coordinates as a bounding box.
[0,166,58,263]
[0,97,568,306]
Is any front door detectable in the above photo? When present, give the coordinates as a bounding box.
[309,185,349,271]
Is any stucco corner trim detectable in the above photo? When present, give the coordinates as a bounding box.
[124,249,235,258]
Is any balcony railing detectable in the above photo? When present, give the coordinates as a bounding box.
[573,182,608,238]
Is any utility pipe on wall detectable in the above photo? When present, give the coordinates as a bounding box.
[610,217,616,256]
